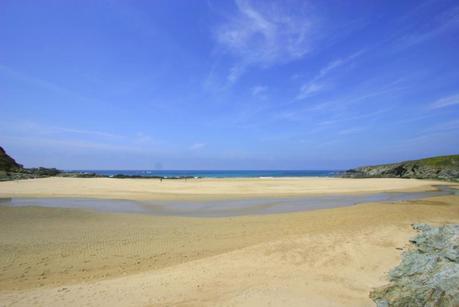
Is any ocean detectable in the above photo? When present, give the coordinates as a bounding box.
[68,170,340,178]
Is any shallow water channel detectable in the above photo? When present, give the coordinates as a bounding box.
[1,185,457,217]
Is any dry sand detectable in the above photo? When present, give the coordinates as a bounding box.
[0,177,449,200]
[0,178,458,306]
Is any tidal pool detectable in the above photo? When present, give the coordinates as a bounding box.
[0,185,457,217]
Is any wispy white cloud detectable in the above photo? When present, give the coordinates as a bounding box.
[49,127,122,139]
[393,127,459,152]
[337,127,363,135]
[1,135,144,154]
[189,143,206,150]
[319,50,365,78]
[311,76,409,111]
[429,94,459,109]
[215,0,316,83]
[0,121,120,139]
[0,64,105,106]
[235,71,406,130]
[423,119,459,133]
[132,132,157,145]
[0,64,71,95]
[296,50,365,100]
[395,6,459,50]
[296,82,325,100]
[251,85,268,98]
[0,121,164,154]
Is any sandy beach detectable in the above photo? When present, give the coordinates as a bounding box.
[3,0,459,304]
[0,177,449,200]
[0,177,458,306]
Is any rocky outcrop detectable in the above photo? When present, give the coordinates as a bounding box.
[342,155,459,181]
[370,224,459,306]
[0,167,62,181]
[0,146,187,181]
[0,147,61,181]
[0,146,22,171]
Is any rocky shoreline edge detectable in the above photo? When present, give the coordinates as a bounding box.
[370,224,459,306]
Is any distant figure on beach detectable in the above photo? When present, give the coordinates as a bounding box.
[160,178,163,182]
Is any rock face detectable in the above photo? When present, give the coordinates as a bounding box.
[370,224,459,307]
[0,146,22,171]
[342,155,459,181]
[0,146,61,181]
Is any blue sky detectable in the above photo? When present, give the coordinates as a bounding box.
[1,0,458,170]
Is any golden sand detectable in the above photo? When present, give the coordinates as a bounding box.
[0,177,449,200]
[0,178,458,306]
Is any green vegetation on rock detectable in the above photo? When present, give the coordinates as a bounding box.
[417,155,459,168]
[0,146,61,181]
[342,155,459,181]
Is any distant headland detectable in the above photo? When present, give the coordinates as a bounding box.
[342,155,459,181]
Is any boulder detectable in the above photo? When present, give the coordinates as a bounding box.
[370,224,459,306]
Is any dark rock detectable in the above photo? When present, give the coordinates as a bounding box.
[0,146,61,181]
[0,146,22,171]
[58,172,99,178]
[27,167,61,176]
[342,155,459,181]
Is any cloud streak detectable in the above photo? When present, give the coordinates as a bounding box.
[189,143,206,150]
[394,5,459,51]
[429,94,459,109]
[251,85,268,98]
[296,50,365,100]
[0,64,104,105]
[215,0,316,82]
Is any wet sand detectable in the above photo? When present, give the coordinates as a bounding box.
[1,184,457,217]
[0,178,458,306]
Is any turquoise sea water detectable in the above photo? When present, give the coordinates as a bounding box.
[68,170,340,178]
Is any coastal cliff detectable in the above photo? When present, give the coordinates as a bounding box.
[0,146,60,181]
[0,146,22,171]
[342,155,459,181]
